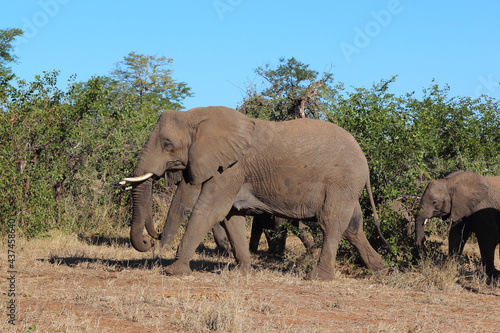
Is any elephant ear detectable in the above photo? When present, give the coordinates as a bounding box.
[449,171,489,221]
[187,107,255,185]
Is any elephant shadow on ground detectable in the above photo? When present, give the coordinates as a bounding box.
[41,234,238,273]
[40,255,237,274]
[77,233,228,256]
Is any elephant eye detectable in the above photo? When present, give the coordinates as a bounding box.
[163,140,173,150]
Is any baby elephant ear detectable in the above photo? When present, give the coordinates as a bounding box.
[188,107,255,185]
[450,171,489,221]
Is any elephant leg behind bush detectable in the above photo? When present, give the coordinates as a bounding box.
[249,214,287,255]
[250,214,319,256]
[293,221,320,257]
[342,203,387,273]
[249,213,288,256]
[249,214,269,253]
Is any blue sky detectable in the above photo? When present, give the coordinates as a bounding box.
[2,1,499,110]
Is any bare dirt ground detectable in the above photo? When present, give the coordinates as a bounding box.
[2,230,499,332]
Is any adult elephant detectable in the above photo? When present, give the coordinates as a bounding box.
[121,106,387,280]
[415,170,500,278]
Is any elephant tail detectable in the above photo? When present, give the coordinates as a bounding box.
[366,177,390,248]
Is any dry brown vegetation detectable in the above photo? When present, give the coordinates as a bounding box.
[1,229,499,333]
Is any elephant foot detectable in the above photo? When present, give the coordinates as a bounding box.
[235,262,252,275]
[306,266,335,281]
[487,269,500,283]
[365,260,389,275]
[372,266,390,276]
[164,261,192,276]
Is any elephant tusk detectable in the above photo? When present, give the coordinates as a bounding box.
[423,218,428,225]
[119,172,154,185]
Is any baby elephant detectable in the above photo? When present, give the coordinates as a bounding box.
[415,170,500,278]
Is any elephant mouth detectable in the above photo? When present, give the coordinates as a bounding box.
[166,160,186,170]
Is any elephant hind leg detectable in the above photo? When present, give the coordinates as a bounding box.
[221,215,251,273]
[212,223,231,256]
[265,216,287,256]
[343,203,387,273]
[249,214,266,253]
[293,221,320,257]
[306,197,355,281]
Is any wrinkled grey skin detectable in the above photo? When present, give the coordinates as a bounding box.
[129,106,386,280]
[415,170,500,278]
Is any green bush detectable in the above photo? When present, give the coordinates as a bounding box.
[1,52,192,237]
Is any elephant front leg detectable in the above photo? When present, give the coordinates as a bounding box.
[448,219,471,256]
[164,180,239,276]
[164,209,224,276]
[160,179,201,249]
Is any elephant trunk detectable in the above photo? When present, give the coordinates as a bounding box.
[130,174,154,252]
[414,214,427,256]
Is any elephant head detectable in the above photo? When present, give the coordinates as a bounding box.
[415,170,489,253]
[122,107,255,252]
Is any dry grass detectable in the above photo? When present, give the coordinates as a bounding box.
[1,229,499,332]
